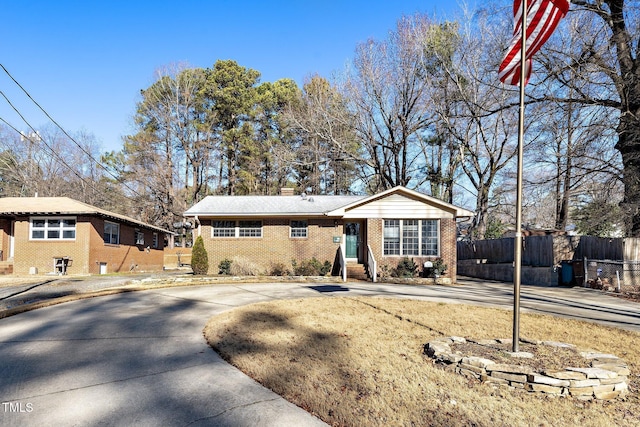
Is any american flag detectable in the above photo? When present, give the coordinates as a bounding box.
[499,0,570,86]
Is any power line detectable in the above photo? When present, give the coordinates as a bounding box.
[0,92,91,186]
[0,64,185,218]
[0,63,134,192]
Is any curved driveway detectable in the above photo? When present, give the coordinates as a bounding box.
[0,279,638,426]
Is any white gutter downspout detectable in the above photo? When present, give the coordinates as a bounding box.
[194,215,201,237]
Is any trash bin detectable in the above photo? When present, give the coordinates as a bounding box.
[560,260,573,286]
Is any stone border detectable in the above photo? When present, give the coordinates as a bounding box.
[424,337,629,400]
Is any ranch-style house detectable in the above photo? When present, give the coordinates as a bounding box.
[184,186,474,282]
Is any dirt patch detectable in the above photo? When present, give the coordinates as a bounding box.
[451,340,584,373]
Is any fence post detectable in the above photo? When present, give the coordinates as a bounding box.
[583,256,588,287]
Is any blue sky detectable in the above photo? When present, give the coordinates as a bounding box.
[2,1,474,152]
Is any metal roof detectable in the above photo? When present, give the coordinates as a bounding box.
[184,194,367,217]
[184,187,475,219]
[0,197,173,234]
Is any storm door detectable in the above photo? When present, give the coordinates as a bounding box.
[345,222,361,261]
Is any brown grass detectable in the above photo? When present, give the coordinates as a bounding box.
[204,296,640,427]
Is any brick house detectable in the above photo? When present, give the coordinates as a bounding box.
[0,197,173,275]
[184,186,473,282]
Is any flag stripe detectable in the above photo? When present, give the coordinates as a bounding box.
[499,0,569,86]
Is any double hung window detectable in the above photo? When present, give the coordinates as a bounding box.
[383,219,439,256]
[31,217,76,240]
[104,221,120,244]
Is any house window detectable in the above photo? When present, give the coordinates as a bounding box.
[212,220,263,238]
[403,220,420,255]
[104,221,120,244]
[421,220,439,256]
[212,220,235,237]
[239,220,262,237]
[290,220,308,238]
[383,220,400,255]
[383,219,439,256]
[153,232,159,249]
[30,217,76,240]
[135,229,145,245]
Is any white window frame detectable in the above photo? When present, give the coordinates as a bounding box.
[421,219,439,256]
[104,221,120,245]
[383,219,440,257]
[290,220,308,238]
[238,220,262,237]
[30,216,76,240]
[135,229,145,245]
[212,220,236,237]
[212,220,263,238]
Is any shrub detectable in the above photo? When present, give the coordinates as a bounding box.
[191,236,209,275]
[269,262,291,276]
[393,257,417,278]
[292,258,332,276]
[229,256,264,276]
[218,258,232,275]
[432,258,448,276]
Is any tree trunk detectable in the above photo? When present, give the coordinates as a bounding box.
[616,114,640,236]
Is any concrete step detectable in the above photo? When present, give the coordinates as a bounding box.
[347,263,369,281]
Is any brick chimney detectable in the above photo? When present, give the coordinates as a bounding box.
[280,187,295,196]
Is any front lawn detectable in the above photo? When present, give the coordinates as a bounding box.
[204,297,640,427]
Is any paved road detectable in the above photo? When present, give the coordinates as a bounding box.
[0,279,638,426]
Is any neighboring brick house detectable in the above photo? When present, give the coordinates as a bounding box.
[0,197,173,275]
[184,186,473,282]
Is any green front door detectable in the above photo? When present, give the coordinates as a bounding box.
[345,222,360,259]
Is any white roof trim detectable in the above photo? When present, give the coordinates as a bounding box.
[326,186,475,218]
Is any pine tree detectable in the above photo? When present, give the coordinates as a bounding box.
[191,235,209,275]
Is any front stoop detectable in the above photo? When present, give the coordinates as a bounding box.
[347,263,369,281]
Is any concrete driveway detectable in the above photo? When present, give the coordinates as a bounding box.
[0,279,638,426]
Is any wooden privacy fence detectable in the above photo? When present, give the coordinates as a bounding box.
[457,236,627,266]
[457,236,640,290]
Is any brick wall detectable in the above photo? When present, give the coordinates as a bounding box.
[198,216,458,280]
[0,219,10,260]
[87,216,165,274]
[199,217,343,274]
[366,218,457,280]
[11,215,165,275]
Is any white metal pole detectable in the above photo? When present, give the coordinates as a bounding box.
[513,0,528,353]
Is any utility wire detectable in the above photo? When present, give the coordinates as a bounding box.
[0,63,136,193]
[0,64,184,219]
[0,92,91,185]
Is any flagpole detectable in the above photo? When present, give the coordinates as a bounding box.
[512,0,528,353]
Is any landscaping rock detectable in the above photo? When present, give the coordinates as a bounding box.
[425,337,630,401]
[566,367,618,379]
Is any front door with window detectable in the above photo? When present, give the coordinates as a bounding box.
[345,222,361,261]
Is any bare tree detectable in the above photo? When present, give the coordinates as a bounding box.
[345,14,437,192]
[536,0,640,235]
[283,75,360,194]
[434,9,534,239]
